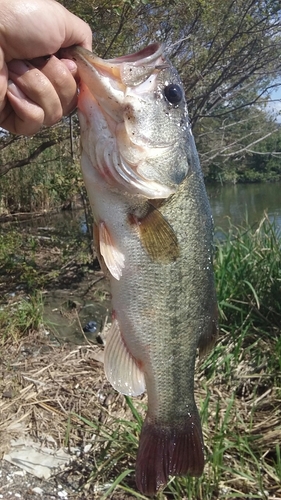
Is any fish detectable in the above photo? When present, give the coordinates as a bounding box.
[63,42,218,496]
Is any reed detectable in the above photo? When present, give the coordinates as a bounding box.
[216,214,281,331]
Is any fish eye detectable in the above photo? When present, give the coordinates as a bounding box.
[164,84,183,105]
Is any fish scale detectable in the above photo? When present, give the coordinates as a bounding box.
[62,42,218,496]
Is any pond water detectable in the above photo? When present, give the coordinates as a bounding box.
[207,182,281,233]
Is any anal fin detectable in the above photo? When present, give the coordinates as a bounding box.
[104,319,146,396]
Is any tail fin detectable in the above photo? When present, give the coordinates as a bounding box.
[135,412,204,496]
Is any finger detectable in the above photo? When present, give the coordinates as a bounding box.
[7,58,63,127]
[0,47,8,114]
[30,55,78,116]
[60,58,79,78]
[4,82,45,135]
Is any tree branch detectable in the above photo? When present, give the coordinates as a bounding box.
[0,139,57,176]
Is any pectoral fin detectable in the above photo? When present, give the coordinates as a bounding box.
[128,204,179,264]
[104,319,146,396]
[99,222,125,280]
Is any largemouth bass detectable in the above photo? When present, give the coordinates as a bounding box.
[64,42,218,496]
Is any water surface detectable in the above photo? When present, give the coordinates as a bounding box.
[207,182,281,232]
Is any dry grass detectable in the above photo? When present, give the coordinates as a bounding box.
[0,328,280,499]
[1,331,118,455]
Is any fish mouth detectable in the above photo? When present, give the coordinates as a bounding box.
[63,43,165,86]
[62,43,176,199]
[103,42,162,63]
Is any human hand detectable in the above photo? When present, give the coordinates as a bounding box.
[0,0,92,135]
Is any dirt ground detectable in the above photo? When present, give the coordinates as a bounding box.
[0,329,139,500]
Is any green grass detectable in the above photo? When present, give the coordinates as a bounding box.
[0,291,43,344]
[72,215,281,499]
[216,215,281,331]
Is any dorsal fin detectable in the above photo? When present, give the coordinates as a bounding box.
[198,303,219,357]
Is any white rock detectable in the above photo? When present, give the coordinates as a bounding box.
[32,487,44,495]
[3,437,74,480]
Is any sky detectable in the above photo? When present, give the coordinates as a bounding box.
[267,83,281,122]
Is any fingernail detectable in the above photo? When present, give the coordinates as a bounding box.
[62,59,77,73]
[7,80,26,99]
[7,60,31,76]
